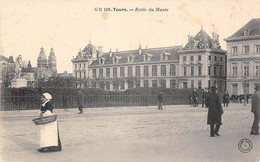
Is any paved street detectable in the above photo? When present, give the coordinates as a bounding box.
[0,103,260,162]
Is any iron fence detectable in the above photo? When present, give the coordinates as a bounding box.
[1,93,192,111]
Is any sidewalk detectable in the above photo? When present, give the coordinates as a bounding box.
[1,103,259,162]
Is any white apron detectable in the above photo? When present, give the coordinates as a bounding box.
[40,110,58,148]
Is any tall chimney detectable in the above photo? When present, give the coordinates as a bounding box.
[109,48,112,57]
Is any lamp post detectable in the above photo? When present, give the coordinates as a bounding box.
[243,76,247,106]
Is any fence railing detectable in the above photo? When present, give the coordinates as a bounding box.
[1,93,193,111]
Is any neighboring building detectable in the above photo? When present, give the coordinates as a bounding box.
[57,71,73,77]
[72,29,227,91]
[0,55,15,86]
[37,47,57,80]
[225,18,260,95]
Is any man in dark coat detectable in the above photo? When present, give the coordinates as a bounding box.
[192,87,198,107]
[77,89,84,114]
[207,86,223,137]
[250,84,260,135]
[158,91,163,110]
[202,88,208,108]
[223,91,230,107]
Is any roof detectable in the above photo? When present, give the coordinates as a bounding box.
[90,46,182,66]
[183,29,220,50]
[0,55,9,62]
[229,18,260,38]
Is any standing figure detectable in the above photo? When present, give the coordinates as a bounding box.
[250,84,260,135]
[192,87,198,107]
[202,88,208,108]
[207,86,224,137]
[158,91,163,110]
[77,89,84,114]
[223,91,230,107]
[38,93,62,152]
[14,55,22,77]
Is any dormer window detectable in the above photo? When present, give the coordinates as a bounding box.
[128,55,134,62]
[144,53,152,61]
[99,57,105,64]
[113,55,121,63]
[244,28,251,36]
[161,51,170,61]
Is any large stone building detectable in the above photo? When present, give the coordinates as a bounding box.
[72,29,227,91]
[225,18,260,95]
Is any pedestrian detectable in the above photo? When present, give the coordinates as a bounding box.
[250,84,260,135]
[207,86,224,137]
[202,88,208,108]
[158,90,163,110]
[38,93,62,152]
[223,91,230,107]
[192,87,198,107]
[77,89,84,114]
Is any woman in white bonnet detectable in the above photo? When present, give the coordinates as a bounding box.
[38,93,62,152]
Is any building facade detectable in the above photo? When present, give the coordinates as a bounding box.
[72,29,226,91]
[225,18,260,95]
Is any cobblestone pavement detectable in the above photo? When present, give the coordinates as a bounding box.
[0,104,260,162]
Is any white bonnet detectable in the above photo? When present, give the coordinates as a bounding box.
[42,93,52,100]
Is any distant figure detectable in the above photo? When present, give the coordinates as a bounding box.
[77,89,84,114]
[207,86,223,137]
[14,55,22,77]
[223,91,230,107]
[202,88,208,108]
[192,87,198,107]
[250,84,260,135]
[38,93,62,152]
[158,91,163,110]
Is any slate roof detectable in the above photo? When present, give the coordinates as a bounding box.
[90,46,182,66]
[229,18,260,38]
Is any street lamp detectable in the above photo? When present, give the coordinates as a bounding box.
[243,76,247,106]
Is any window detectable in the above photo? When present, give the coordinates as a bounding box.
[152,80,157,87]
[170,80,176,88]
[256,65,260,76]
[144,66,149,77]
[120,67,125,78]
[120,82,125,90]
[161,65,166,76]
[191,80,194,89]
[79,72,82,79]
[220,56,223,62]
[191,66,194,76]
[92,69,96,78]
[136,80,140,88]
[143,80,149,88]
[83,72,86,78]
[208,80,211,88]
[183,56,186,62]
[243,62,249,77]
[190,56,194,62]
[135,66,140,77]
[113,82,119,91]
[170,64,176,76]
[232,47,238,55]
[232,83,238,95]
[113,67,117,78]
[220,67,223,77]
[256,45,260,53]
[232,63,238,77]
[208,55,211,61]
[128,67,132,77]
[198,80,202,89]
[198,55,201,61]
[160,80,166,88]
[198,66,202,76]
[243,46,249,54]
[214,66,217,76]
[106,68,110,78]
[84,64,86,69]
[208,66,211,75]
[214,56,217,62]
[183,67,187,76]
[99,68,103,78]
[183,82,187,89]
[75,64,77,70]
[106,82,110,90]
[79,64,81,69]
[152,65,157,76]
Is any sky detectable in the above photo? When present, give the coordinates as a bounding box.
[1,0,260,73]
